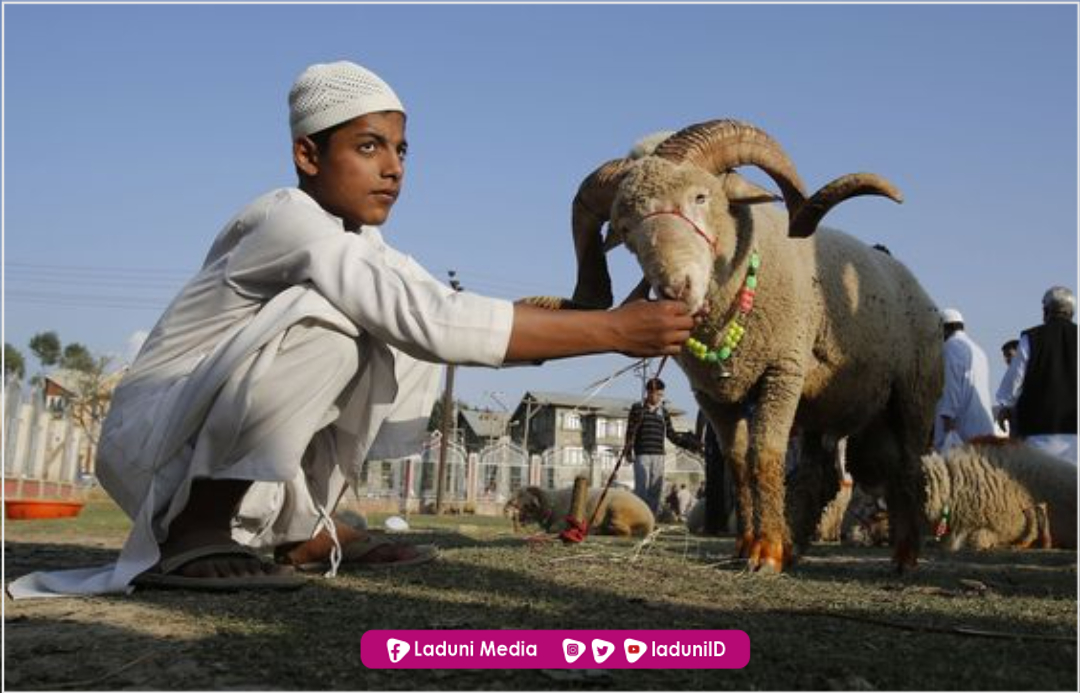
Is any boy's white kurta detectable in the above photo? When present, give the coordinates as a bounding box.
[8,189,513,598]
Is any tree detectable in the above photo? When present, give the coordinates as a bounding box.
[29,331,61,368]
[66,354,115,472]
[427,397,470,432]
[61,343,96,373]
[3,343,26,379]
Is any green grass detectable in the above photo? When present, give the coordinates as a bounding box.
[4,494,1077,691]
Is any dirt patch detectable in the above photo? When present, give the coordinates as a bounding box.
[4,499,1077,690]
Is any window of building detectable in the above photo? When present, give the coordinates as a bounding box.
[379,461,396,490]
[563,411,581,431]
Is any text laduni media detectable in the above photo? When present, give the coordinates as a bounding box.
[413,641,537,658]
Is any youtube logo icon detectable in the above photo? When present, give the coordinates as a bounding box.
[623,638,647,664]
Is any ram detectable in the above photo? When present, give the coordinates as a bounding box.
[556,120,942,572]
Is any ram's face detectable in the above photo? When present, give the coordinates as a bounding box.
[611,159,738,315]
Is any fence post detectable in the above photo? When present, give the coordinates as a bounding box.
[401,456,413,516]
[466,452,478,506]
[26,395,49,484]
[4,378,25,477]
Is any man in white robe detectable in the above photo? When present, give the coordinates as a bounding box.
[933,308,997,451]
[9,61,694,598]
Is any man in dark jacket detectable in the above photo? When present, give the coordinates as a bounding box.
[996,286,1077,464]
[624,378,701,513]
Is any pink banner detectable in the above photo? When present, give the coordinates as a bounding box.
[361,630,749,669]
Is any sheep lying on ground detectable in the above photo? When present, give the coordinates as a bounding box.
[550,119,942,572]
[504,486,655,538]
[922,439,1077,550]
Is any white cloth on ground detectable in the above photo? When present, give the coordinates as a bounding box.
[933,330,996,450]
[8,188,514,599]
[1023,435,1078,466]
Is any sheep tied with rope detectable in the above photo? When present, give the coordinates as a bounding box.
[533,119,942,574]
[504,486,656,538]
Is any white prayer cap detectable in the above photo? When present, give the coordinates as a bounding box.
[288,61,404,140]
[941,308,964,325]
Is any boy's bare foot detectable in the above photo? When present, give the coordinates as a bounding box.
[278,520,430,567]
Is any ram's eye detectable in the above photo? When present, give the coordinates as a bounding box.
[695,193,709,205]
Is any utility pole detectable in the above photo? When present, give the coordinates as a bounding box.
[520,395,533,456]
[434,271,462,515]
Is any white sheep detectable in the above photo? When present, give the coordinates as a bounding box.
[554,120,942,573]
[923,439,1077,550]
[504,486,656,538]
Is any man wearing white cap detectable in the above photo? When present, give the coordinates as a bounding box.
[995,287,1078,465]
[9,61,694,597]
[933,308,997,450]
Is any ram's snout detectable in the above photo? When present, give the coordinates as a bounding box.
[628,218,715,315]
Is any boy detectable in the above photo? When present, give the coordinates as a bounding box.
[9,61,692,596]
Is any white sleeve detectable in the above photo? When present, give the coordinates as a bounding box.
[222,193,513,367]
[995,334,1029,408]
[937,339,967,418]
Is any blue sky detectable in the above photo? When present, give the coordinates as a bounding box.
[3,3,1077,418]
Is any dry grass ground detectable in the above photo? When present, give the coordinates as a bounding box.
[3,495,1077,691]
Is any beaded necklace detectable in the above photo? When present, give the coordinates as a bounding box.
[685,250,760,374]
[933,504,951,541]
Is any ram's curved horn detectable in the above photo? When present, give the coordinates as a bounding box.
[653,119,808,224]
[571,158,636,309]
[788,173,904,238]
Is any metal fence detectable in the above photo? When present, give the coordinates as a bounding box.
[355,434,704,513]
[477,441,528,504]
[3,377,89,496]
[1,373,707,511]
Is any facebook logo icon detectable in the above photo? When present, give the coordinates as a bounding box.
[387,638,410,663]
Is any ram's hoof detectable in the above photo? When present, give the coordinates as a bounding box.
[746,538,790,574]
[892,540,920,574]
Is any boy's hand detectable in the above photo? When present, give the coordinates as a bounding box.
[609,299,695,357]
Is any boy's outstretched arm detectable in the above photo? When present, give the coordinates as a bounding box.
[504,299,694,363]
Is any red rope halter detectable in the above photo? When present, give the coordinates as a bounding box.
[640,209,719,255]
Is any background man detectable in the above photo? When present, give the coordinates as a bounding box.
[934,308,997,450]
[996,287,1077,464]
[624,378,700,514]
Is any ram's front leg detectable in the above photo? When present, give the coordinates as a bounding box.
[698,400,754,557]
[746,368,804,573]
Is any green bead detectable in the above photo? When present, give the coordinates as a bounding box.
[719,346,732,360]
[706,352,719,363]
[750,253,761,269]
[746,276,758,289]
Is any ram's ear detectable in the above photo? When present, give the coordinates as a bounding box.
[721,172,780,205]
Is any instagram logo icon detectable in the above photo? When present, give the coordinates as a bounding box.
[387,638,410,664]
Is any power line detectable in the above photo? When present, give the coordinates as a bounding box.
[5,262,193,278]
[5,292,170,310]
